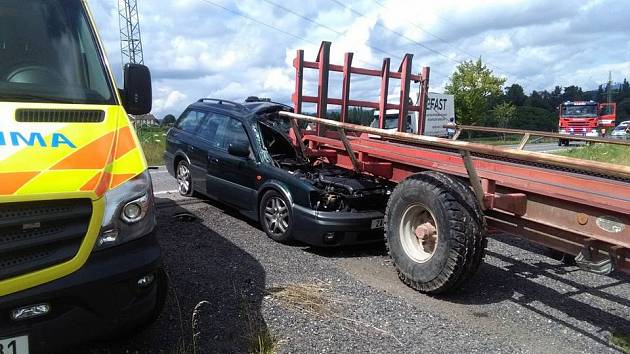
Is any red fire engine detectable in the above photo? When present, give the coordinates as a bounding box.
[558,100,616,146]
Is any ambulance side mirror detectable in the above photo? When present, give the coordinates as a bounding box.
[122,63,152,115]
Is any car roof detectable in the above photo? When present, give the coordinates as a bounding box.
[187,98,254,121]
[186,98,293,121]
[241,101,293,114]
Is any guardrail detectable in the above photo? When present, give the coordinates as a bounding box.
[444,124,630,149]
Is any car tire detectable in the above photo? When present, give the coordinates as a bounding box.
[176,159,194,197]
[259,190,294,243]
[385,172,486,294]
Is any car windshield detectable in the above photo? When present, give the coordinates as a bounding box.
[0,0,116,105]
[614,124,628,131]
[371,114,401,129]
[561,105,597,118]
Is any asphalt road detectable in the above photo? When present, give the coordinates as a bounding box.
[76,168,630,353]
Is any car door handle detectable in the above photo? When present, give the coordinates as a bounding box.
[209,157,219,164]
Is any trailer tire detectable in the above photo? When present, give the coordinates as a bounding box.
[385,172,486,294]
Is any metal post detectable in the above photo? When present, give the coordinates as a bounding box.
[398,54,413,132]
[340,53,353,123]
[292,50,304,114]
[379,58,390,130]
[316,41,331,134]
[417,66,430,135]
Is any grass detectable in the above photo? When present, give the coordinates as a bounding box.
[136,125,168,166]
[555,143,630,166]
[240,291,277,354]
[611,332,630,353]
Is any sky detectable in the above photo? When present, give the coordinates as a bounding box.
[89,0,630,118]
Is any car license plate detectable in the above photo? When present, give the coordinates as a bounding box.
[0,335,28,354]
[371,218,384,229]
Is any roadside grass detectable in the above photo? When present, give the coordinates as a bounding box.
[555,143,630,166]
[136,125,168,166]
[610,332,630,354]
[240,292,277,354]
[266,282,403,346]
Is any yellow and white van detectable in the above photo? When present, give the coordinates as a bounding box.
[0,1,166,352]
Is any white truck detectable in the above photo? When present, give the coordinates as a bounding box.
[370,92,455,137]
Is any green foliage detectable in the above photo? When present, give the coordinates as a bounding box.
[618,97,630,121]
[445,58,506,125]
[610,331,630,353]
[136,125,168,166]
[491,102,516,128]
[556,144,630,167]
[326,107,374,126]
[512,106,557,131]
[505,84,526,106]
[162,114,176,126]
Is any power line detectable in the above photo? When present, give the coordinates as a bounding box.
[260,0,404,61]
[328,0,460,65]
[198,0,385,70]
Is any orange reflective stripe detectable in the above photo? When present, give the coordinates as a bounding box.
[0,172,39,195]
[52,132,115,170]
[114,126,136,159]
[95,172,111,197]
[109,173,135,189]
[80,172,102,192]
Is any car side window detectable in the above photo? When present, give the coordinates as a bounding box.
[175,110,206,133]
[197,113,223,144]
[215,117,250,150]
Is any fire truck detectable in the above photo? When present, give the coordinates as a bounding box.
[558,100,617,146]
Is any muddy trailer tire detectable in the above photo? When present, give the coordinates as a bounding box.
[385,172,486,294]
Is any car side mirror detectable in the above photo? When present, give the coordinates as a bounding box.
[228,141,251,158]
[123,63,152,115]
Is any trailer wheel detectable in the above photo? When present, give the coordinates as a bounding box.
[385,172,486,294]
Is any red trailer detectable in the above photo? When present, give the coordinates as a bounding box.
[281,41,630,294]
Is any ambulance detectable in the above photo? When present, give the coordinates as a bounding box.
[0,0,166,352]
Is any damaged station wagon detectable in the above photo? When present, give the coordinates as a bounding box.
[164,98,391,246]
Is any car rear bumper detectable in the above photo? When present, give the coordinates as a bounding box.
[291,205,384,246]
[0,232,165,354]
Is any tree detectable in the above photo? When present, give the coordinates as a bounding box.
[491,102,517,128]
[562,85,584,101]
[505,84,526,106]
[161,114,176,126]
[445,58,506,125]
[511,106,556,131]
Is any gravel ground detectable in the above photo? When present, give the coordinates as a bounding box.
[81,194,630,354]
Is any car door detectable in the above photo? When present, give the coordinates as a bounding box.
[209,116,258,210]
[171,109,206,191]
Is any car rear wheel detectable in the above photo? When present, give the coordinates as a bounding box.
[259,190,294,243]
[176,160,193,196]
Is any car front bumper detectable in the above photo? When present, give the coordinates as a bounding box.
[0,232,165,354]
[291,205,384,246]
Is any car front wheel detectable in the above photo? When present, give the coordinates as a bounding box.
[259,190,294,243]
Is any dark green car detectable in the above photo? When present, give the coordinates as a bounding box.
[164,98,390,246]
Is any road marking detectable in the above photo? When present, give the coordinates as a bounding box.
[154,189,178,195]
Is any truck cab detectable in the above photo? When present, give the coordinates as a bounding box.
[557,100,617,145]
[0,1,166,352]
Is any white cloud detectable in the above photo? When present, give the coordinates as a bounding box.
[89,0,630,117]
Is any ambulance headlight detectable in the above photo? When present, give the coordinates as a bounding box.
[95,170,156,251]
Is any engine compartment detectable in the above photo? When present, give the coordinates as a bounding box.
[257,115,391,212]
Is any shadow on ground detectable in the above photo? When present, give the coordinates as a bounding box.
[449,236,630,348]
[77,197,269,353]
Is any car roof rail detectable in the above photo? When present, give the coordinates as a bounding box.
[197,98,246,110]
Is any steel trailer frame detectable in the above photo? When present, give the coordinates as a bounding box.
[284,42,630,276]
